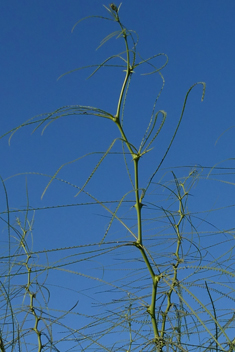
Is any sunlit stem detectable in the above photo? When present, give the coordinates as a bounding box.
[160,186,185,342]
[131,130,161,343]
[133,158,142,244]
[17,218,42,352]
[150,276,160,340]
[113,12,162,347]
[134,241,160,341]
[115,121,134,155]
[115,20,131,120]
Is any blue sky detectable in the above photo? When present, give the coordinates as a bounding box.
[1,1,235,350]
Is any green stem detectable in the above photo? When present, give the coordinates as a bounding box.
[159,184,185,346]
[115,121,134,156]
[18,218,43,352]
[113,13,162,348]
[115,22,131,120]
[149,277,160,340]
[133,158,142,245]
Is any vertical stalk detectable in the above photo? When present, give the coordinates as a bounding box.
[17,218,43,352]
[113,7,162,348]
[159,184,185,348]
[115,21,131,120]
[133,158,142,245]
[133,157,161,347]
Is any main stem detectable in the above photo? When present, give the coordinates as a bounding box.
[114,12,161,348]
[133,158,142,244]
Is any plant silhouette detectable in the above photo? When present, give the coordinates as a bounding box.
[1,3,235,352]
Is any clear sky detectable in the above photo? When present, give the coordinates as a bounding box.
[1,1,235,351]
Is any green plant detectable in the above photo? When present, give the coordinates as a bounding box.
[1,3,235,352]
